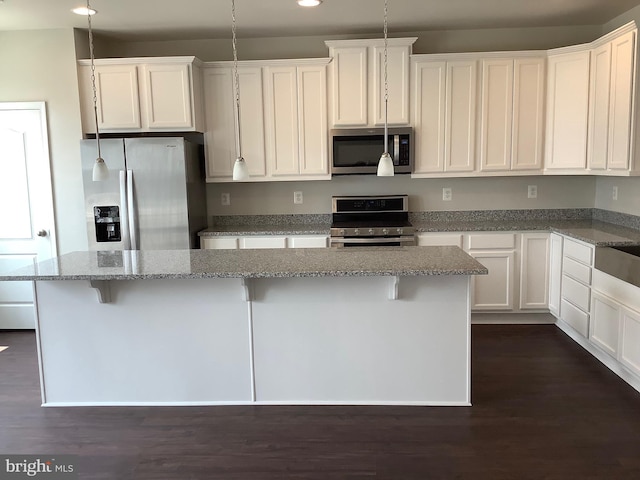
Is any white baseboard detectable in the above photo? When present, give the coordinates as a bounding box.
[472,312,556,324]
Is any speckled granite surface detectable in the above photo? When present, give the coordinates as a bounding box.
[199,209,640,247]
[0,246,488,281]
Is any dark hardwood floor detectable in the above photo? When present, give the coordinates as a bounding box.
[1,325,640,479]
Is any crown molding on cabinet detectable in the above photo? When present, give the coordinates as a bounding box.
[78,56,203,67]
[324,37,417,49]
[202,57,332,69]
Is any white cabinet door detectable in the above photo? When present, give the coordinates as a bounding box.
[330,46,368,127]
[479,59,513,172]
[142,63,193,129]
[95,64,141,130]
[412,61,446,174]
[588,43,612,170]
[590,291,621,358]
[512,57,545,170]
[548,233,563,317]
[265,66,300,176]
[608,30,636,170]
[519,233,550,310]
[620,307,640,378]
[469,251,514,311]
[445,60,477,172]
[203,66,267,179]
[297,65,328,176]
[545,51,590,170]
[203,68,236,178]
[287,236,329,248]
[241,236,288,249]
[372,44,411,125]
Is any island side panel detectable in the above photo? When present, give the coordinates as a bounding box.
[34,279,252,405]
[251,275,471,405]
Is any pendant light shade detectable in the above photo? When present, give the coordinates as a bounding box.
[377,0,394,177]
[92,157,109,181]
[232,156,249,181]
[86,0,108,181]
[230,0,249,182]
[377,152,394,176]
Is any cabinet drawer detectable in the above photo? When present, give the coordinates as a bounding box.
[562,256,592,284]
[561,299,589,337]
[467,233,516,250]
[241,236,288,249]
[563,238,593,265]
[416,233,463,247]
[201,237,239,249]
[561,275,591,312]
[287,236,329,248]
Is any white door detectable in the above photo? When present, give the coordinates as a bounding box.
[0,102,57,329]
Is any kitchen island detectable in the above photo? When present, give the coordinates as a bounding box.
[2,247,486,407]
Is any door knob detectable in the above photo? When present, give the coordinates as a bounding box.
[37,229,48,237]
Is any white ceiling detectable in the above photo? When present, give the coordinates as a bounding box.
[2,0,640,41]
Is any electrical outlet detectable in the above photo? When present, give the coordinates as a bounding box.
[528,185,538,199]
[221,193,230,206]
[293,191,303,205]
[613,186,619,201]
[442,188,452,201]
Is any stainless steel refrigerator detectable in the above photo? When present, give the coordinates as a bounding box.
[81,137,206,251]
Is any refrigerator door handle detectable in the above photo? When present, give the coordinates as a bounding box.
[126,169,139,250]
[119,170,131,250]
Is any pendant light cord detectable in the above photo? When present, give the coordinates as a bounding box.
[87,0,101,159]
[232,0,243,160]
[383,0,389,154]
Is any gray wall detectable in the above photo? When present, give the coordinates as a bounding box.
[207,176,596,216]
[98,25,601,60]
[0,29,87,254]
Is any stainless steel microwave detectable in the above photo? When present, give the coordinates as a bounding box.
[330,127,413,175]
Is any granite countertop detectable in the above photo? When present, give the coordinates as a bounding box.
[0,246,488,281]
[199,219,640,247]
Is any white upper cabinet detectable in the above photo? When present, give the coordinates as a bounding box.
[325,38,416,127]
[203,65,267,179]
[544,49,591,171]
[264,63,329,179]
[608,30,636,170]
[204,59,329,183]
[411,57,477,174]
[479,56,545,173]
[587,29,636,172]
[78,57,204,133]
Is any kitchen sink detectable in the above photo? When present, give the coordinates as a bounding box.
[594,245,640,288]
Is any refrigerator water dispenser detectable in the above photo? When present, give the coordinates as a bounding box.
[93,206,121,242]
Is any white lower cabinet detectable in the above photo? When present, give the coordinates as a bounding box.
[620,308,640,377]
[417,231,550,313]
[201,235,329,250]
[558,237,594,337]
[548,233,563,316]
[590,291,621,358]
[589,270,640,385]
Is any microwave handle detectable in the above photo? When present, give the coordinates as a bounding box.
[393,135,400,164]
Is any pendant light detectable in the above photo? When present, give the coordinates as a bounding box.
[86,0,108,181]
[231,0,249,181]
[377,0,394,177]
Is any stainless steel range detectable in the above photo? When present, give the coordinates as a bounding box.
[330,195,416,247]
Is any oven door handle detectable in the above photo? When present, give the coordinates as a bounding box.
[330,236,416,246]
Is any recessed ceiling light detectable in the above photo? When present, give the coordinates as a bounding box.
[297,0,322,7]
[72,7,97,16]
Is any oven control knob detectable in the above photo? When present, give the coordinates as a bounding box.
[396,228,404,235]
[339,229,345,236]
[368,228,375,235]
[354,229,360,235]
[382,228,389,235]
